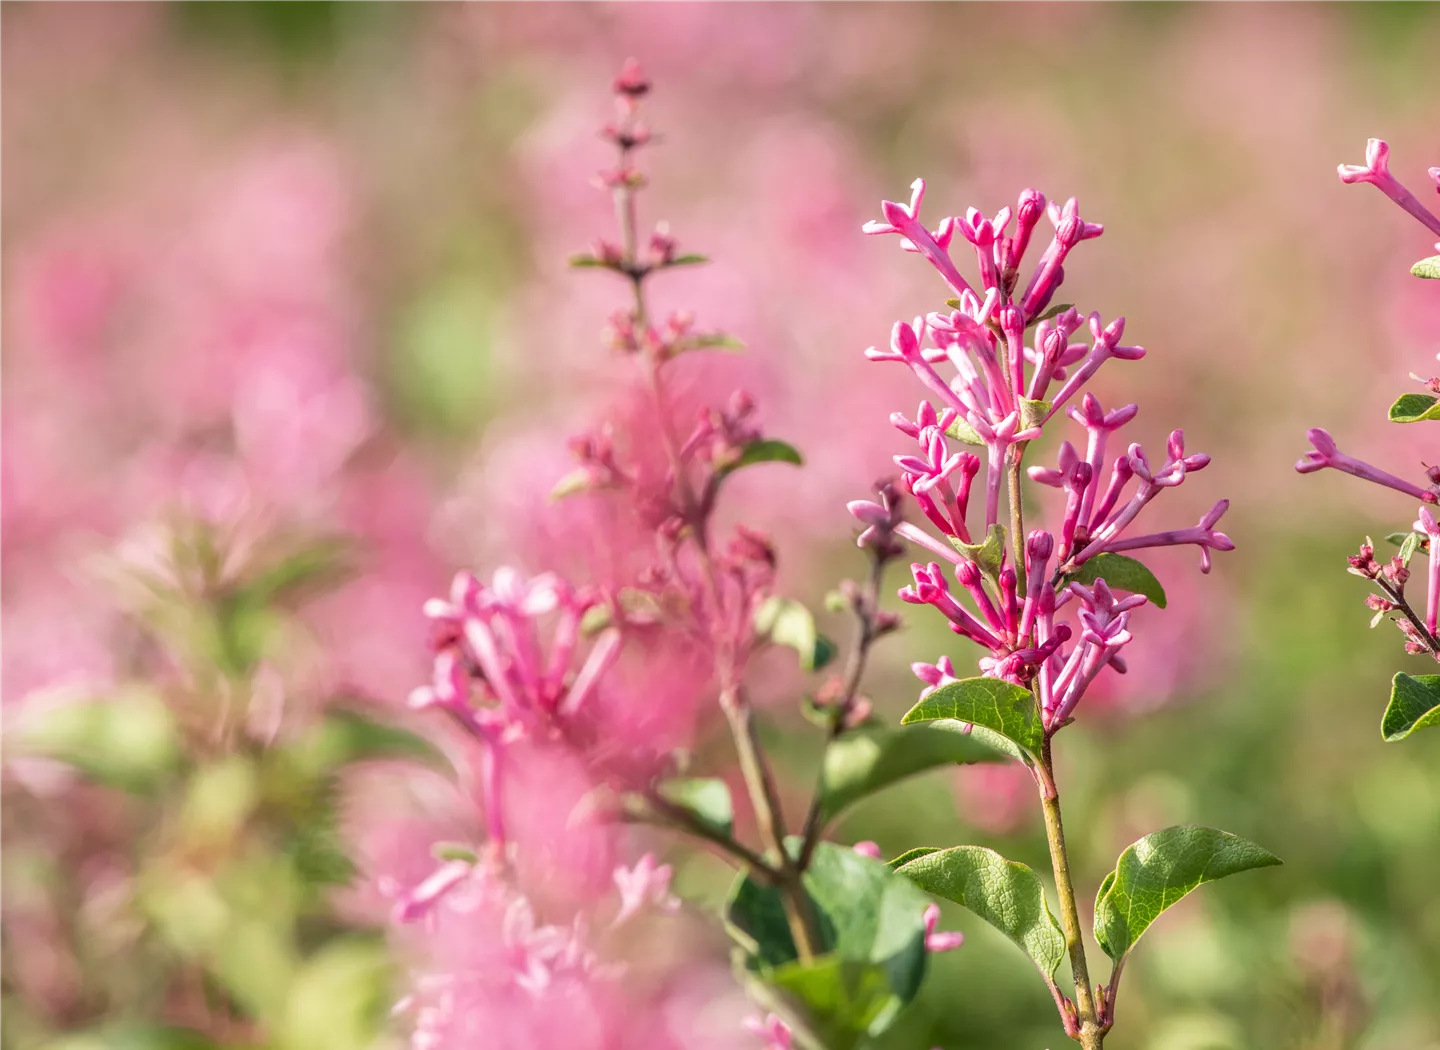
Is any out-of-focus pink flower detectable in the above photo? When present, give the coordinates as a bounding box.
[922,903,965,953]
[612,853,680,927]
[744,1013,793,1050]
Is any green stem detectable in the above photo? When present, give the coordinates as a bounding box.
[1008,441,1029,601]
[1039,737,1105,1048]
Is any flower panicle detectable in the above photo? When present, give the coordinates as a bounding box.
[853,179,1233,727]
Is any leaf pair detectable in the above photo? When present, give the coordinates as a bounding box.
[726,842,933,1049]
[892,829,1280,985]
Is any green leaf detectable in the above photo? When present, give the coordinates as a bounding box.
[431,842,479,864]
[726,842,932,1048]
[568,252,618,270]
[896,846,1066,978]
[1019,398,1051,431]
[678,332,746,354]
[817,721,1006,822]
[666,253,710,268]
[1398,530,1423,567]
[1388,392,1440,423]
[41,1027,218,1050]
[944,416,985,446]
[718,438,805,480]
[10,687,181,792]
[1092,826,1282,961]
[1411,255,1440,279]
[900,677,1045,758]
[1382,673,1440,741]
[1066,552,1168,608]
[550,468,593,499]
[308,709,449,774]
[1026,302,1074,328]
[950,523,1007,584]
[754,597,836,672]
[887,847,941,870]
[657,777,734,837]
[277,937,392,1050]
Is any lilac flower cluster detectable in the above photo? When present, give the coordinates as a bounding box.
[1296,139,1440,660]
[850,179,1233,728]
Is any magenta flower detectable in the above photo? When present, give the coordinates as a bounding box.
[1415,508,1440,636]
[1295,428,1438,504]
[611,853,680,927]
[744,1013,794,1050]
[922,903,965,953]
[1338,138,1440,241]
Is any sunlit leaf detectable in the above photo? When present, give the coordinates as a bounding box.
[754,597,836,672]
[1093,826,1281,961]
[1382,672,1440,742]
[1388,392,1440,423]
[1065,552,1168,608]
[900,677,1044,757]
[818,721,1005,821]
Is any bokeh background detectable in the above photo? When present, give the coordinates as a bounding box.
[4,3,1439,1050]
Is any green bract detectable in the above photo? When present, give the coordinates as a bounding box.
[896,845,1067,978]
[1092,826,1281,962]
[1382,673,1440,741]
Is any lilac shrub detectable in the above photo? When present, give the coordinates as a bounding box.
[390,64,1278,1050]
[1296,139,1440,742]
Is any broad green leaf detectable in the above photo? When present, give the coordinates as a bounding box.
[1388,392,1440,423]
[1019,398,1051,431]
[9,687,181,792]
[887,847,941,870]
[900,677,1045,757]
[718,438,805,479]
[1411,255,1440,279]
[657,777,734,837]
[1066,552,1168,608]
[1093,826,1281,961]
[896,845,1066,977]
[944,416,985,446]
[42,1027,218,1050]
[277,937,393,1050]
[726,842,932,1048]
[754,597,836,671]
[1382,673,1440,741]
[950,523,1007,583]
[818,721,1006,821]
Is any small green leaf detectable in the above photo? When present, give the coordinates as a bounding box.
[1411,255,1440,279]
[10,687,181,792]
[944,416,985,446]
[1026,302,1074,328]
[1398,530,1423,567]
[1093,826,1281,962]
[950,523,1007,583]
[666,253,710,268]
[900,677,1044,757]
[1018,398,1051,431]
[1382,673,1440,741]
[718,438,805,480]
[1388,392,1440,423]
[896,845,1066,977]
[677,332,745,354]
[278,937,392,1050]
[1384,531,1412,546]
[309,709,449,774]
[887,847,941,870]
[41,1027,219,1050]
[754,597,836,671]
[818,721,1006,821]
[726,842,932,1048]
[568,252,618,270]
[550,468,593,500]
[431,842,479,864]
[657,777,734,836]
[1066,552,1168,608]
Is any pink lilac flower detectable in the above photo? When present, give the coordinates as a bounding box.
[1338,138,1440,247]
[850,180,1232,728]
[744,1013,793,1050]
[611,853,681,927]
[922,903,965,953]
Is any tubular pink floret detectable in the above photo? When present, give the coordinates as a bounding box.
[1338,138,1440,237]
[1296,428,1438,503]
